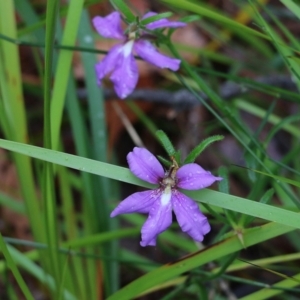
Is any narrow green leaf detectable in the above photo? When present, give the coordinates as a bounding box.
[238,166,300,188]
[180,15,201,23]
[2,228,140,256]
[57,252,71,300]
[259,188,274,205]
[280,0,300,21]
[155,130,176,157]
[43,0,61,290]
[15,0,46,52]
[249,0,300,87]
[240,188,275,227]
[235,99,300,138]
[50,0,85,150]
[78,10,115,296]
[0,191,26,214]
[0,139,300,230]
[161,0,268,40]
[218,166,229,194]
[157,155,172,167]
[6,244,76,300]
[239,271,300,300]
[140,12,173,26]
[184,135,224,164]
[0,234,34,300]
[107,222,294,300]
[174,150,182,165]
[110,0,135,23]
[0,0,44,246]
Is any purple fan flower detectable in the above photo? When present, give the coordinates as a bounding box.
[92,11,186,99]
[111,147,222,247]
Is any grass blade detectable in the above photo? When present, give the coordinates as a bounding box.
[0,233,34,300]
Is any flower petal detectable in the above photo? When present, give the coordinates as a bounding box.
[177,163,222,190]
[127,147,164,184]
[142,12,186,30]
[134,40,181,71]
[110,189,160,217]
[110,41,138,98]
[172,191,210,242]
[92,12,124,40]
[95,44,123,84]
[140,192,172,246]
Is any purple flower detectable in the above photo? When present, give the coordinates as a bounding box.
[111,147,222,247]
[92,11,186,99]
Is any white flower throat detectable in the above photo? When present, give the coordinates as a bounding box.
[160,158,179,206]
[122,40,134,57]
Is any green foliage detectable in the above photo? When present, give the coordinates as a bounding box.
[184,135,224,164]
[0,234,34,300]
[140,12,173,26]
[110,0,135,23]
[155,130,177,157]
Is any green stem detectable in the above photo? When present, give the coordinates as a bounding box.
[43,0,61,290]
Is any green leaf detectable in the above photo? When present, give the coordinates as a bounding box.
[218,166,229,194]
[50,0,85,150]
[174,150,182,165]
[0,191,26,214]
[110,0,135,23]
[180,15,201,23]
[107,222,294,300]
[161,0,268,40]
[157,155,172,168]
[6,244,76,300]
[184,135,224,164]
[238,166,300,188]
[280,0,300,21]
[44,0,62,291]
[155,130,176,157]
[0,139,300,230]
[0,234,34,300]
[242,188,275,227]
[140,12,173,26]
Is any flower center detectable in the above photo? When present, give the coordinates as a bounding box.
[160,156,179,190]
[161,176,176,188]
[159,159,179,206]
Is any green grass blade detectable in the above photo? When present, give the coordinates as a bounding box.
[0,139,300,229]
[184,135,224,164]
[140,12,173,26]
[161,0,268,40]
[280,0,300,20]
[250,0,300,86]
[15,0,46,48]
[110,0,135,22]
[0,191,26,214]
[78,9,116,296]
[107,222,294,300]
[43,0,61,291]
[78,10,110,229]
[240,271,300,300]
[0,0,26,142]
[156,130,176,157]
[0,0,44,244]
[237,166,300,188]
[50,0,85,150]
[0,233,34,300]
[6,244,76,300]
